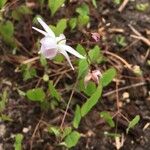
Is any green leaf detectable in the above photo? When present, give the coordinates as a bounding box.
[78,79,85,92]
[100,111,115,127]
[22,65,37,81]
[73,105,81,129]
[48,0,66,16]
[88,45,101,63]
[0,20,15,46]
[48,81,61,101]
[0,88,8,112]
[40,54,47,67]
[76,3,89,15]
[62,127,72,139]
[0,21,13,36]
[126,115,140,133]
[0,99,5,113]
[78,59,89,79]
[0,114,12,122]
[14,134,23,150]
[116,35,127,47]
[55,19,67,36]
[50,19,67,36]
[49,25,57,34]
[0,21,14,36]
[26,88,45,102]
[81,80,102,117]
[78,14,89,27]
[64,131,80,148]
[76,44,86,56]
[113,0,122,5]
[50,100,59,110]
[12,5,32,20]
[101,68,116,87]
[17,89,26,97]
[84,81,96,96]
[69,18,77,30]
[92,0,97,8]
[136,3,149,12]
[0,0,7,9]
[54,54,64,62]
[48,125,60,137]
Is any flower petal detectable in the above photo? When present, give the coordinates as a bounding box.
[56,34,66,44]
[84,72,92,87]
[91,74,99,84]
[91,70,102,84]
[92,70,102,77]
[40,45,57,59]
[40,36,57,49]
[32,27,47,36]
[58,45,74,70]
[37,17,55,38]
[58,44,85,59]
[91,32,100,42]
[39,36,57,59]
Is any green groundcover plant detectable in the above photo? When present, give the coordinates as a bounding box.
[0,0,141,149]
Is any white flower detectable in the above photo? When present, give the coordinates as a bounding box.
[32,17,85,70]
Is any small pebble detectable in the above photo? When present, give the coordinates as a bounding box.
[11,134,15,138]
[126,98,130,103]
[22,126,31,133]
[118,101,123,108]
[122,92,129,99]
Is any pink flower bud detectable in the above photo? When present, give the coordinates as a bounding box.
[84,69,102,86]
[91,32,100,42]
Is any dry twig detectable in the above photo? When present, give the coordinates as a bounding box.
[130,35,150,46]
[108,28,124,33]
[118,0,129,12]
[60,80,78,130]
[103,82,146,97]
[103,51,132,71]
[121,40,139,52]
[30,113,44,150]
[129,24,150,46]
[22,56,39,64]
